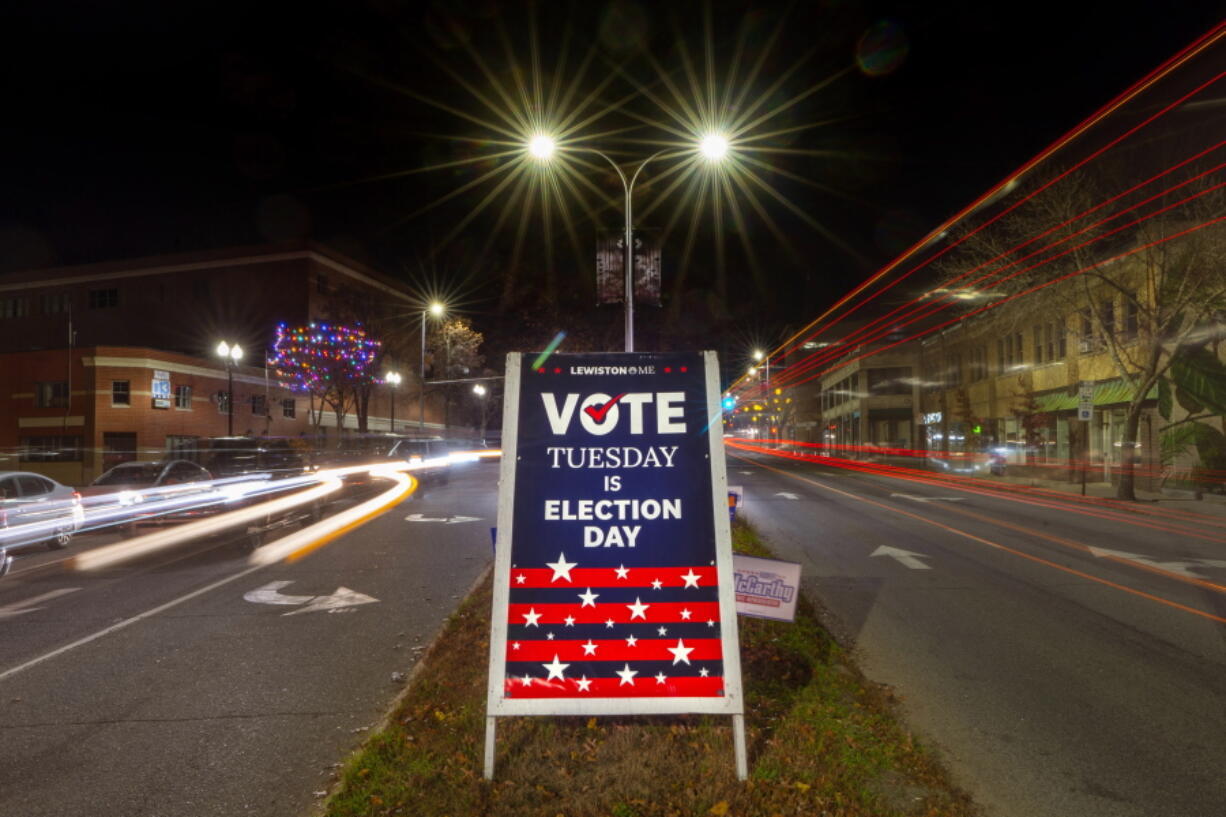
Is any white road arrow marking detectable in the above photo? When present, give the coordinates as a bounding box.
[890,493,965,503]
[283,587,379,616]
[404,513,483,524]
[0,587,81,620]
[774,492,799,500]
[244,581,315,606]
[244,580,380,615]
[870,545,931,570]
[1088,547,1220,579]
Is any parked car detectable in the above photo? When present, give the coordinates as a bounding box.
[201,436,306,480]
[83,460,215,536]
[0,471,84,551]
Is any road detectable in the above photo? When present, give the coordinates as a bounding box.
[729,449,1226,817]
[0,464,497,817]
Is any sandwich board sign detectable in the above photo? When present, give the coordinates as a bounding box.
[484,351,746,779]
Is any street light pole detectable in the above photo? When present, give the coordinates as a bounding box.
[216,340,243,437]
[419,303,445,434]
[385,371,401,433]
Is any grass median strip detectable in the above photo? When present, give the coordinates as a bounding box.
[321,520,978,817]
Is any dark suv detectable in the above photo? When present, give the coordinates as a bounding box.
[202,437,306,480]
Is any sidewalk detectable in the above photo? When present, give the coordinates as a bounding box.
[980,471,1226,518]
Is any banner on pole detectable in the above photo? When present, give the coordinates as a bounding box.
[595,231,662,307]
[486,351,744,716]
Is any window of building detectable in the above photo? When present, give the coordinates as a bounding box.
[166,435,201,462]
[996,338,1005,375]
[1045,323,1055,361]
[89,288,119,309]
[1057,318,1068,358]
[1034,325,1044,364]
[1014,333,1023,366]
[1079,308,1095,353]
[251,394,267,416]
[316,273,330,295]
[947,353,962,386]
[112,380,131,406]
[969,347,988,382]
[1004,334,1014,369]
[281,398,296,418]
[35,381,69,408]
[1101,299,1115,339]
[40,293,70,314]
[0,297,31,318]
[217,391,231,414]
[19,436,83,462]
[1123,294,1139,340]
[175,385,192,409]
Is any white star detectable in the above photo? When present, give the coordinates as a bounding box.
[657,626,668,636]
[546,632,555,640]
[667,639,694,665]
[520,674,534,686]
[582,640,598,656]
[651,578,663,590]
[626,597,649,620]
[564,615,576,627]
[680,608,692,621]
[699,667,710,677]
[512,641,521,650]
[625,634,638,647]
[605,618,615,629]
[576,675,593,692]
[616,664,638,686]
[680,569,701,588]
[522,608,541,627]
[546,552,578,583]
[614,564,629,580]
[578,588,599,608]
[707,619,716,627]
[655,672,668,685]
[515,573,526,584]
[543,654,570,681]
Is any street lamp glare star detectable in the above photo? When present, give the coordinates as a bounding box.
[528,134,555,160]
[699,133,729,161]
[429,301,446,317]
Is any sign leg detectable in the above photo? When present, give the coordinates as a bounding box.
[483,716,497,780]
[732,713,748,781]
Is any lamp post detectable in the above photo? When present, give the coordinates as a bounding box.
[385,371,402,432]
[420,302,445,433]
[215,340,243,436]
[529,133,730,352]
[752,349,770,387]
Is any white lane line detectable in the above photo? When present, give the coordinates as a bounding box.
[0,587,81,620]
[0,564,263,684]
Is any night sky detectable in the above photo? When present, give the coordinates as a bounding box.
[2,1,1221,354]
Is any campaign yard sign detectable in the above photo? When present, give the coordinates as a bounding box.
[484,351,746,779]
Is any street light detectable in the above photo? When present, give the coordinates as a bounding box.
[529,133,731,352]
[420,302,446,432]
[215,340,243,436]
[385,371,402,432]
[752,349,770,386]
[472,383,487,396]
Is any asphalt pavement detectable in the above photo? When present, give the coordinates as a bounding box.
[728,450,1226,817]
[0,464,498,817]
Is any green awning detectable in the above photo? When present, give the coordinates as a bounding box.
[1033,378,1158,413]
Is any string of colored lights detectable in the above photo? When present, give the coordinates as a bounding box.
[268,322,383,393]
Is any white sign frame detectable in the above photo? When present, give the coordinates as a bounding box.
[483,351,746,779]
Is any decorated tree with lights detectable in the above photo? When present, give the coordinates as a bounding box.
[268,322,383,441]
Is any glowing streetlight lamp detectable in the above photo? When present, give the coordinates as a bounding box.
[420,303,446,432]
[385,371,402,432]
[528,133,731,352]
[472,383,487,396]
[699,133,729,161]
[528,134,555,160]
[215,340,243,436]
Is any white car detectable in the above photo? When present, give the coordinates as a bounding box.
[0,471,84,552]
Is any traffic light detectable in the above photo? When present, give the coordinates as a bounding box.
[722,396,736,411]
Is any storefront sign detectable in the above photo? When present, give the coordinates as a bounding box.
[485,351,746,779]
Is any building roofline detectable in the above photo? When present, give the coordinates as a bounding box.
[0,241,415,303]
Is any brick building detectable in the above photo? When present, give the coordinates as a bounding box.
[0,243,443,484]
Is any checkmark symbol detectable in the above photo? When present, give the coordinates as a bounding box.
[584,393,627,424]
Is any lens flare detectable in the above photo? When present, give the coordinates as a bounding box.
[699,133,729,161]
[528,134,556,159]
